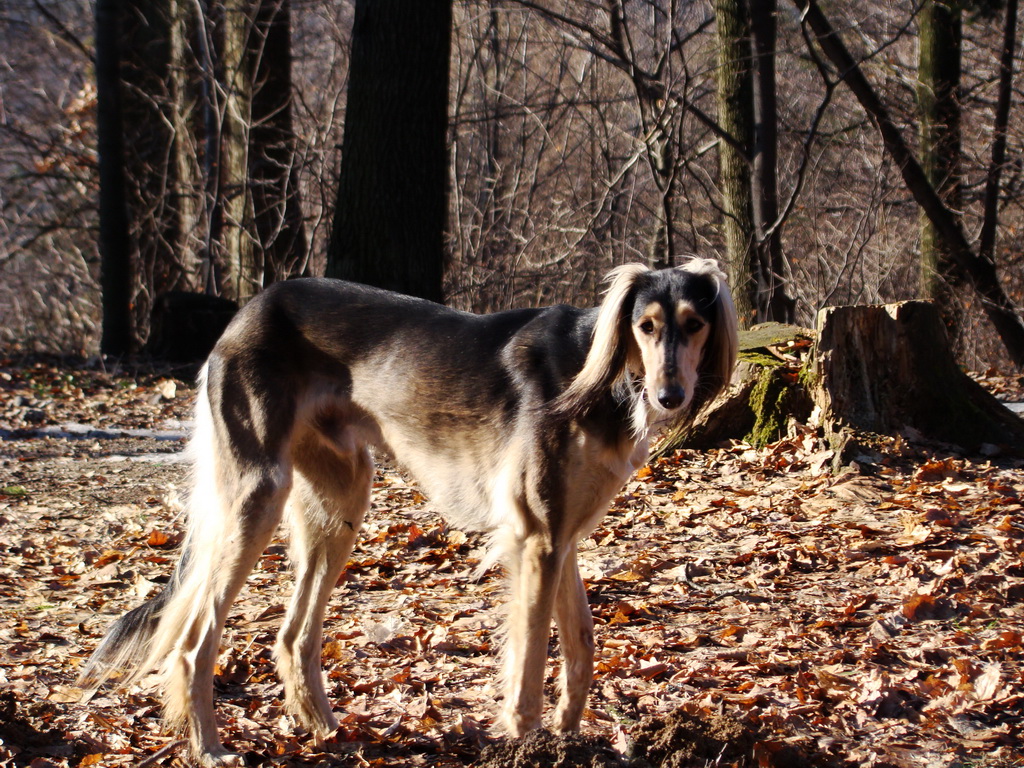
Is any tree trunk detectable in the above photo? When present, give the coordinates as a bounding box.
[978,0,1018,269]
[750,0,795,323]
[792,0,1024,369]
[466,0,514,309]
[96,0,134,357]
[169,0,203,290]
[714,0,757,328]
[326,0,452,303]
[218,0,258,303]
[249,0,308,285]
[195,0,224,294]
[121,0,199,340]
[917,0,963,324]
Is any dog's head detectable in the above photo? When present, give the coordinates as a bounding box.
[557,259,738,427]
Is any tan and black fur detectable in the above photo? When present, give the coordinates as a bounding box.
[79,259,738,766]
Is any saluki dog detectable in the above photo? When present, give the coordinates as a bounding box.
[79,259,738,766]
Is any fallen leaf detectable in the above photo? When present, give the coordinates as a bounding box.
[146,529,171,547]
[980,630,1022,651]
[973,663,1003,701]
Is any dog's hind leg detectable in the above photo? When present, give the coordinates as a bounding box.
[501,531,563,736]
[275,435,372,736]
[154,372,294,766]
[552,543,595,732]
[161,467,290,766]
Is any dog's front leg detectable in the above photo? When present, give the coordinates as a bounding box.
[501,532,561,736]
[552,543,594,731]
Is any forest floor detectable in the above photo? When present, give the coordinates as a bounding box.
[1,359,1023,768]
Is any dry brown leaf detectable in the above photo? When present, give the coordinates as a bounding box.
[973,663,1003,701]
[145,529,170,547]
[915,458,961,483]
[980,630,1022,651]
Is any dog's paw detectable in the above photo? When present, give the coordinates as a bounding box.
[201,747,245,767]
[285,696,339,737]
[502,709,543,739]
[551,711,583,734]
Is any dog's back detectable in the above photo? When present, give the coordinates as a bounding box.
[209,278,607,531]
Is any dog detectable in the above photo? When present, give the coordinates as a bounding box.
[79,259,738,766]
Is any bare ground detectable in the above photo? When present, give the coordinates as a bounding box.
[1,361,1023,767]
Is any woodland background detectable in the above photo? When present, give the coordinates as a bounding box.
[3,3,1024,767]
[1,0,1024,368]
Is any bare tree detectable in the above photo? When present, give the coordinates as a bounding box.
[119,0,204,337]
[978,0,1018,271]
[750,0,795,323]
[793,0,1024,368]
[215,0,258,303]
[487,1,797,321]
[249,0,308,287]
[917,0,963,325]
[713,0,757,325]
[7,0,1024,371]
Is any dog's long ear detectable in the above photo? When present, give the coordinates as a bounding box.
[682,258,739,416]
[554,263,650,418]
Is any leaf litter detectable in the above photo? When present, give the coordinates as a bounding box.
[1,359,1023,767]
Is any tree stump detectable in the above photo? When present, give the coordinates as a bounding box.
[812,301,1024,451]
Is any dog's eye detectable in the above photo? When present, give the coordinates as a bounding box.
[639,320,655,335]
[684,318,706,334]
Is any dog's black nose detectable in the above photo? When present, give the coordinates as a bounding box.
[657,385,685,410]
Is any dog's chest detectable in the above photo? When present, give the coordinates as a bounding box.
[563,430,648,538]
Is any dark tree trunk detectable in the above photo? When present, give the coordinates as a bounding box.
[325,0,452,303]
[118,0,206,346]
[121,0,198,340]
[917,0,963,323]
[120,0,173,290]
[750,0,795,323]
[96,0,134,357]
[714,0,757,327]
[249,0,308,285]
[168,0,203,290]
[99,0,193,348]
[195,0,224,295]
[792,0,1024,369]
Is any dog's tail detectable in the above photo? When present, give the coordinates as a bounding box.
[75,545,191,690]
[77,365,226,695]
